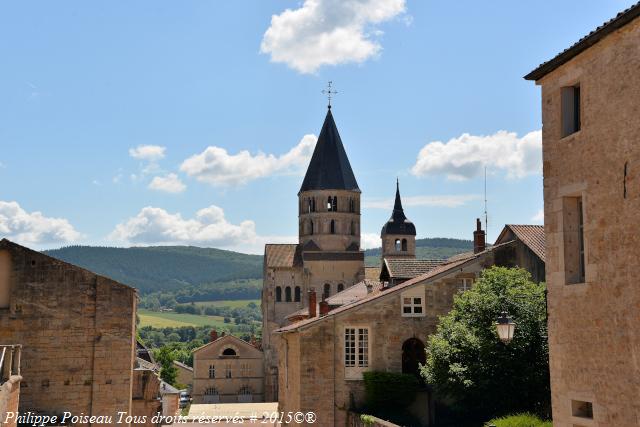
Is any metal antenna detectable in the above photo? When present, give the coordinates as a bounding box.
[322,81,338,109]
[484,166,488,242]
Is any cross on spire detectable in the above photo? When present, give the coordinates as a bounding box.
[322,81,338,109]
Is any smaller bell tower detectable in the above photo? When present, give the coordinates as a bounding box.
[381,179,416,260]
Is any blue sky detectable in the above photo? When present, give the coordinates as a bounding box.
[0,0,635,253]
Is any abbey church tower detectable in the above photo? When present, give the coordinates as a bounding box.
[262,106,364,401]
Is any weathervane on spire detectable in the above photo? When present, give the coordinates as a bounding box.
[322,81,338,109]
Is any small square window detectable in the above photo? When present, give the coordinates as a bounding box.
[401,292,425,317]
[571,400,593,419]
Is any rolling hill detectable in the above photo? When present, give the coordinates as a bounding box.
[43,246,263,294]
[43,238,472,295]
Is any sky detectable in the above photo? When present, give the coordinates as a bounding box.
[0,0,635,253]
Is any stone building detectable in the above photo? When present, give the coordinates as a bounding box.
[262,107,365,401]
[192,332,264,404]
[0,239,137,418]
[275,224,545,426]
[173,360,193,392]
[525,3,640,425]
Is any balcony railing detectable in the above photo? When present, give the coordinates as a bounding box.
[0,345,21,384]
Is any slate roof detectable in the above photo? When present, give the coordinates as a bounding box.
[299,109,360,193]
[383,258,445,279]
[525,2,640,81]
[495,224,545,262]
[264,244,302,268]
[381,180,416,236]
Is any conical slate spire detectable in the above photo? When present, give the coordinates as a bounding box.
[381,180,416,236]
[299,109,360,193]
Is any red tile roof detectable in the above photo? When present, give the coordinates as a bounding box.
[496,225,545,262]
[264,244,302,268]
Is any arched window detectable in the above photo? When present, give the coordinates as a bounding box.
[310,220,314,235]
[330,220,336,234]
[275,286,282,302]
[327,196,333,211]
[222,348,237,356]
[294,286,301,302]
[312,198,316,212]
[350,221,356,236]
[307,198,312,213]
[332,196,338,212]
[323,283,331,300]
[337,283,344,293]
[349,198,355,213]
[285,286,292,302]
[395,239,401,251]
[402,239,408,251]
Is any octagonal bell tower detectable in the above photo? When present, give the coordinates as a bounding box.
[298,108,361,252]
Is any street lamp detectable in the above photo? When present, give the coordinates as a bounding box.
[496,311,515,344]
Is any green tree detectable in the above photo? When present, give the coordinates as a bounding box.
[155,346,178,386]
[421,267,550,420]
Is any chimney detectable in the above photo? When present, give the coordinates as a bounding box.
[210,329,218,342]
[308,289,317,318]
[319,300,329,316]
[473,218,486,254]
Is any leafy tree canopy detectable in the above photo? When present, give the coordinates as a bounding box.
[421,267,550,420]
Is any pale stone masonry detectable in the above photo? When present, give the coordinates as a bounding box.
[192,333,264,404]
[275,225,545,427]
[526,3,640,425]
[0,239,137,420]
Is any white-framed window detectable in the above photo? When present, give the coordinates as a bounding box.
[344,327,369,368]
[401,287,425,317]
[457,278,473,293]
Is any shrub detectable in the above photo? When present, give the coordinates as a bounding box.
[485,413,552,427]
[363,371,419,410]
[360,414,375,425]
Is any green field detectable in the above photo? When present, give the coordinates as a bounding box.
[138,309,229,328]
[192,299,260,308]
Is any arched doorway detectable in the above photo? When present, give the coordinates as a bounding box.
[402,338,426,379]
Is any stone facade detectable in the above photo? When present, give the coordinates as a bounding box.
[0,239,137,420]
[131,369,162,427]
[527,8,640,427]
[276,229,546,427]
[192,334,264,404]
[0,345,21,427]
[173,361,193,392]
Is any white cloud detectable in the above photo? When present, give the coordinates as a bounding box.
[109,205,294,254]
[0,201,82,245]
[128,145,166,162]
[532,209,544,224]
[261,0,406,73]
[411,130,542,181]
[148,173,186,194]
[180,135,316,187]
[361,232,381,250]
[364,194,480,209]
